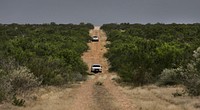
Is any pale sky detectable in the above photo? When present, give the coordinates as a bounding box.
[0,0,200,25]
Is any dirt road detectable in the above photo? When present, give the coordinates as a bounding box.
[2,27,200,110]
[67,26,137,110]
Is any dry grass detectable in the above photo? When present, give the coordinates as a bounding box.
[120,85,200,110]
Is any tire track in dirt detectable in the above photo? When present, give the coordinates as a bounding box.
[93,82,119,110]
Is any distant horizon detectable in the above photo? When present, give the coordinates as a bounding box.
[1,0,200,26]
[1,22,200,26]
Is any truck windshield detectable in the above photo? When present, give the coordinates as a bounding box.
[92,65,101,67]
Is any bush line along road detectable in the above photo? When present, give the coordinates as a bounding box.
[1,24,200,110]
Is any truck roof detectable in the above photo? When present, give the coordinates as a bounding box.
[92,64,101,67]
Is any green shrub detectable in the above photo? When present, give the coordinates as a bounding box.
[10,66,40,92]
[183,47,200,96]
[0,23,93,103]
[0,63,40,102]
[158,65,200,96]
[12,94,25,106]
[158,47,200,96]
[184,74,200,96]
[0,91,5,102]
[101,23,199,86]
[118,67,153,86]
[158,68,184,86]
[1,24,91,85]
[0,71,13,102]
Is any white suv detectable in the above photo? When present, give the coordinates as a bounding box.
[91,64,102,73]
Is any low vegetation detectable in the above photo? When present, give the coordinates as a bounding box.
[159,47,200,96]
[95,81,103,86]
[0,23,94,103]
[101,23,200,96]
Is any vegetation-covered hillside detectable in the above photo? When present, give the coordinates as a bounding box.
[101,23,200,96]
[0,23,93,102]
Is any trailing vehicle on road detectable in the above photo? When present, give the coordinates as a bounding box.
[91,64,102,73]
[91,36,99,42]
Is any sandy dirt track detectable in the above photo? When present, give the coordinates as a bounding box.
[67,26,137,110]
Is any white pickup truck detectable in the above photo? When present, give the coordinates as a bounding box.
[91,64,102,73]
[91,36,99,42]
